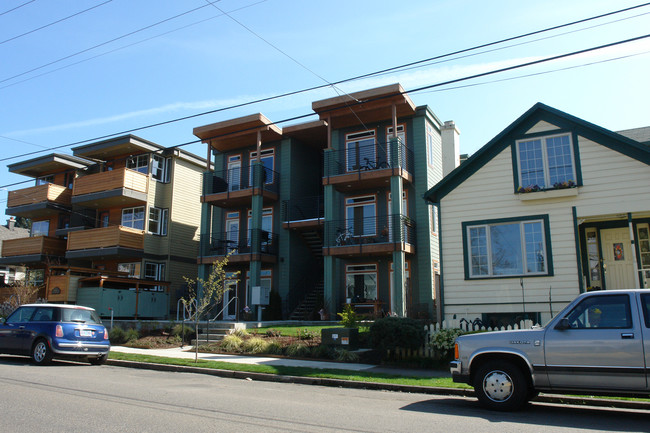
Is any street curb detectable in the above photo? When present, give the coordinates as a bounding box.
[106,359,650,410]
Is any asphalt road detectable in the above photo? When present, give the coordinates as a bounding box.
[1,356,648,433]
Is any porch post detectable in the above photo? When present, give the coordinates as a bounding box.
[390,174,405,317]
[628,213,641,289]
[250,130,263,318]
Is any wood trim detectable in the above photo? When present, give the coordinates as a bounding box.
[67,226,144,251]
[7,184,71,208]
[1,236,67,257]
[72,168,148,196]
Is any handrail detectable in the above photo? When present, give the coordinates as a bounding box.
[176,298,197,322]
[210,296,239,322]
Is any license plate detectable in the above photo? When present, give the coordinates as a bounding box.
[80,329,93,337]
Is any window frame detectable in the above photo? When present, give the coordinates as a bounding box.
[31,220,50,237]
[462,215,553,280]
[514,132,578,191]
[148,206,168,236]
[345,194,376,237]
[151,154,171,183]
[345,263,378,301]
[345,130,376,172]
[249,148,275,185]
[126,154,149,174]
[121,206,145,230]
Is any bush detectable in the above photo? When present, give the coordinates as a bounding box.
[429,328,466,361]
[125,328,140,343]
[334,348,359,363]
[264,341,283,355]
[219,334,243,352]
[296,328,317,340]
[171,324,194,339]
[285,343,310,358]
[337,304,359,328]
[369,317,426,353]
[310,345,334,360]
[230,328,248,338]
[265,328,281,338]
[109,326,126,344]
[241,337,269,354]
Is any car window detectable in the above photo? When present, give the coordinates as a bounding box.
[6,306,37,323]
[32,307,55,322]
[61,308,101,324]
[641,294,650,328]
[565,294,632,329]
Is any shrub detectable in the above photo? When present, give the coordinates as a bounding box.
[109,326,126,344]
[310,345,334,360]
[241,337,269,354]
[264,341,283,355]
[230,328,248,338]
[334,348,359,363]
[369,317,426,353]
[337,304,359,328]
[219,334,243,352]
[285,343,310,358]
[296,328,317,340]
[197,342,221,352]
[265,328,282,338]
[171,324,195,339]
[125,328,140,343]
[429,328,466,361]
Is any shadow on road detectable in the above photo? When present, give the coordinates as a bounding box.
[0,355,89,367]
[401,397,650,431]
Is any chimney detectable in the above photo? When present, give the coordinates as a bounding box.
[441,121,460,177]
[7,217,15,230]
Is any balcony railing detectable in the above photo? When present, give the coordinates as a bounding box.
[203,164,279,196]
[7,183,71,209]
[66,226,144,251]
[282,195,324,222]
[323,214,416,248]
[1,236,67,257]
[203,229,279,256]
[72,168,148,197]
[324,139,414,178]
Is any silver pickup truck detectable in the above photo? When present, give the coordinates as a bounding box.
[450,289,650,410]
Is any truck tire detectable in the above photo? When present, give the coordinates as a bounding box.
[473,360,529,411]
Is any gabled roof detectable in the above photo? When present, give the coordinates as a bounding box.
[424,102,650,203]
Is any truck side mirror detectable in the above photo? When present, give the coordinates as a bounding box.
[555,318,570,330]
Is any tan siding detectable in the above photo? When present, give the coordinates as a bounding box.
[169,158,203,260]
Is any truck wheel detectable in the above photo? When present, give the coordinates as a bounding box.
[474,360,529,411]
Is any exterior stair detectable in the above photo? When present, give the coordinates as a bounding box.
[300,229,323,258]
[190,321,239,346]
[289,280,324,321]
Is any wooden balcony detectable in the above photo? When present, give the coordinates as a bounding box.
[6,184,71,218]
[72,168,148,208]
[1,236,67,258]
[66,226,144,257]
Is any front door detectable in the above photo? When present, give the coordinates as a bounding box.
[601,228,636,290]
[223,280,237,320]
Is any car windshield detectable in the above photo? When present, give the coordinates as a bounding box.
[61,308,102,324]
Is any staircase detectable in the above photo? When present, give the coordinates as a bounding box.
[289,279,324,320]
[191,322,238,346]
[299,229,323,258]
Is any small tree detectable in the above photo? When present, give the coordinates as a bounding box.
[182,254,239,362]
[1,279,41,318]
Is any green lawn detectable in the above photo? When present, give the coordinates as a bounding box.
[109,351,467,389]
[248,325,346,337]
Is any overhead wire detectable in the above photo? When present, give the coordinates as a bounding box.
[0,0,36,17]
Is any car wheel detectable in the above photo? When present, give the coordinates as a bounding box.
[32,339,53,365]
[473,360,529,411]
[89,354,108,365]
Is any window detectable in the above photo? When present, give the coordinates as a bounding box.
[144,262,166,291]
[387,124,406,167]
[345,130,375,172]
[152,154,171,182]
[148,207,168,235]
[426,123,436,166]
[430,204,438,235]
[98,211,110,228]
[118,262,141,278]
[247,208,273,246]
[31,220,49,237]
[516,133,576,190]
[249,148,274,185]
[564,294,632,329]
[346,264,377,301]
[121,207,145,230]
[126,154,149,174]
[345,195,376,237]
[464,216,550,278]
[36,175,53,186]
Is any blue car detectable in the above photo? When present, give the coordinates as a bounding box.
[0,304,110,365]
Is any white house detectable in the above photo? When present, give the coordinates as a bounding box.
[424,103,650,327]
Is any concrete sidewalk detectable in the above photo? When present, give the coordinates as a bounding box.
[110,345,448,377]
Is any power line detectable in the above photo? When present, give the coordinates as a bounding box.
[0,3,213,85]
[0,0,113,46]
[0,0,36,17]
[1,3,649,163]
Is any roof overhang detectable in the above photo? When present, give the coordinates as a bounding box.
[193,113,282,152]
[282,120,328,149]
[8,153,91,178]
[71,135,163,160]
[311,83,416,129]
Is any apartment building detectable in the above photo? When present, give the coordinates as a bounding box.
[194,84,458,320]
[0,135,206,318]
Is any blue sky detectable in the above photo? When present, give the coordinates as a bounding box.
[2,0,650,219]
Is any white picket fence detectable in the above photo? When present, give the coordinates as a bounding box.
[392,319,540,360]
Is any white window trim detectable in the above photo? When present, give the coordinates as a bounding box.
[345,130,376,172]
[127,154,149,174]
[148,207,168,235]
[121,206,145,230]
[516,133,576,190]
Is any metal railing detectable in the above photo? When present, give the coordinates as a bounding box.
[203,164,279,195]
[323,214,416,247]
[203,229,279,256]
[323,139,414,178]
[281,195,324,222]
[209,296,239,322]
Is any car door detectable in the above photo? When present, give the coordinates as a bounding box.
[544,293,645,391]
[640,293,650,390]
[0,306,37,354]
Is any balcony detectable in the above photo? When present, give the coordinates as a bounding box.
[65,226,144,260]
[282,195,324,230]
[202,164,279,208]
[323,214,416,257]
[6,184,71,218]
[199,229,278,264]
[72,168,148,208]
[323,139,413,191]
[0,236,67,265]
